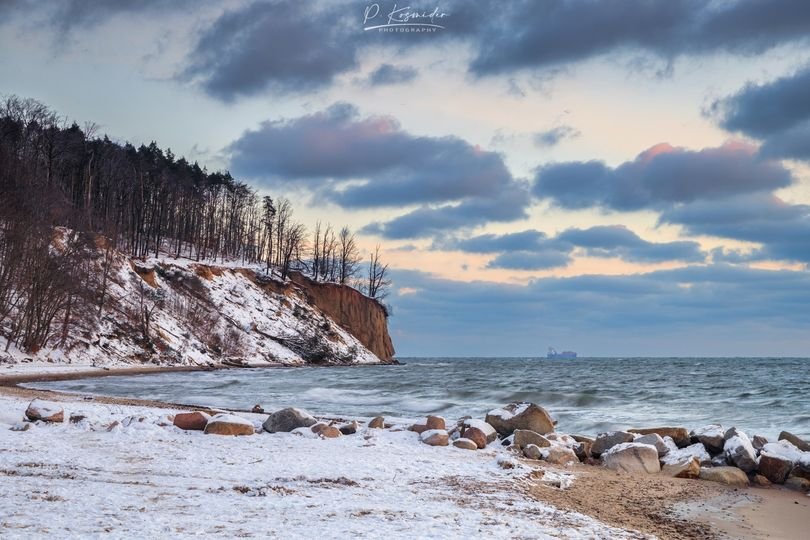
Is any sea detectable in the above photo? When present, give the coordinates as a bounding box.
[30,357,810,440]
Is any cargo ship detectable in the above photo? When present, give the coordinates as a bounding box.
[547,347,577,359]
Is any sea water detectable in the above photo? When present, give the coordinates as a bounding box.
[31,357,810,439]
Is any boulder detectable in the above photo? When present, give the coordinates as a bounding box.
[453,438,478,451]
[690,424,725,454]
[758,454,792,484]
[263,407,317,433]
[204,414,255,436]
[574,441,592,462]
[420,429,449,446]
[778,431,810,452]
[602,443,661,474]
[724,432,759,473]
[409,423,429,434]
[662,443,711,467]
[310,422,330,434]
[591,431,635,457]
[462,419,498,444]
[629,427,690,448]
[661,456,700,479]
[319,426,342,439]
[546,433,576,447]
[634,433,669,457]
[24,399,64,423]
[338,421,358,435]
[426,415,446,431]
[173,411,211,431]
[751,435,769,452]
[785,476,810,493]
[513,429,551,450]
[461,427,488,449]
[368,416,385,429]
[524,444,544,460]
[486,402,554,436]
[571,434,595,444]
[724,426,741,440]
[698,466,749,487]
[544,446,579,466]
[711,454,728,467]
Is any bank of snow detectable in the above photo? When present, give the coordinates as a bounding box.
[0,395,642,539]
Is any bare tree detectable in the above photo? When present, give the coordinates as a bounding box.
[280,222,306,279]
[366,245,391,300]
[337,226,360,285]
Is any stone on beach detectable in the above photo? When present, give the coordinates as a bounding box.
[339,421,359,435]
[591,431,634,457]
[543,445,580,466]
[784,476,810,493]
[523,444,544,460]
[420,429,449,446]
[661,456,700,479]
[462,419,498,444]
[662,443,711,467]
[409,422,428,434]
[318,425,342,438]
[173,411,211,431]
[452,438,478,450]
[778,431,810,452]
[751,435,769,452]
[634,433,669,457]
[426,415,446,431]
[368,416,385,429]
[698,466,749,487]
[724,431,759,473]
[757,440,803,484]
[602,443,660,474]
[690,424,725,454]
[628,427,690,448]
[25,399,64,423]
[486,402,555,436]
[461,427,488,449]
[263,407,317,433]
[513,429,551,450]
[204,414,255,436]
[574,441,592,462]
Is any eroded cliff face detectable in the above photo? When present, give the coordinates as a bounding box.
[289,272,396,363]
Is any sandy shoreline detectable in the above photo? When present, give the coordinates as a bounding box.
[2,365,808,538]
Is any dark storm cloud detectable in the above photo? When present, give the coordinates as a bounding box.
[229,103,521,211]
[533,125,580,147]
[533,142,792,211]
[365,64,418,86]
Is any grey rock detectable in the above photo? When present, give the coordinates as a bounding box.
[602,443,660,474]
[263,407,317,433]
[699,466,749,487]
[591,431,635,457]
[513,429,551,450]
[634,433,669,457]
[690,424,726,454]
[778,431,810,452]
[724,431,759,473]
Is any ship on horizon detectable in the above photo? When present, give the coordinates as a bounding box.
[547,347,577,359]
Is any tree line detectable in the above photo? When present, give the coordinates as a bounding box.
[0,95,390,353]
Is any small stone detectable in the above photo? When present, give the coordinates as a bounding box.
[69,413,87,424]
[462,419,498,444]
[778,431,810,452]
[591,431,635,457]
[628,427,690,448]
[173,411,211,431]
[420,429,449,446]
[368,416,385,429]
[426,415,446,431]
[461,427,488,449]
[486,402,555,436]
[661,457,700,479]
[634,433,670,457]
[602,443,661,474]
[263,407,317,433]
[409,423,428,434]
[319,426,342,438]
[751,474,771,487]
[698,466,749,487]
[338,421,358,435]
[25,399,64,423]
[204,414,255,436]
[310,422,329,434]
[524,444,544,460]
[453,438,478,450]
[251,404,265,414]
[513,429,551,450]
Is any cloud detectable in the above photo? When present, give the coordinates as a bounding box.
[365,64,418,86]
[533,125,580,147]
[533,141,792,211]
[557,225,704,263]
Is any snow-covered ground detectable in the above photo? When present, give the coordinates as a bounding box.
[0,395,644,539]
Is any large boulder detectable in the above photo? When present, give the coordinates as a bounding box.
[662,443,711,467]
[778,431,810,452]
[629,427,690,448]
[758,441,803,484]
[724,431,759,473]
[698,466,749,487]
[690,424,725,454]
[420,429,449,447]
[263,407,317,433]
[602,443,660,474]
[485,403,554,436]
[462,419,498,444]
[661,456,700,479]
[513,429,551,450]
[634,433,669,457]
[173,411,211,431]
[25,399,64,423]
[204,414,255,436]
[591,431,634,457]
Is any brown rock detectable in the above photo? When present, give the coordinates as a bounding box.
[461,427,488,449]
[368,416,385,429]
[420,429,449,446]
[751,474,771,487]
[778,431,810,452]
[629,427,690,448]
[661,457,700,479]
[173,411,211,431]
[523,444,544,460]
[409,423,429,434]
[751,435,769,452]
[453,438,478,450]
[574,441,592,462]
[591,431,635,457]
[426,415,446,430]
[513,429,551,450]
[319,426,342,438]
[24,399,64,423]
[544,446,579,466]
[204,414,255,436]
[698,466,749,487]
[571,434,595,444]
[485,402,555,436]
[310,422,330,434]
[758,453,793,484]
[462,419,498,444]
[69,414,87,424]
[251,404,265,414]
[784,476,810,493]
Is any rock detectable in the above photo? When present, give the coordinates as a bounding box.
[409,423,429,434]
[426,415,446,431]
[368,416,385,429]
[690,424,726,454]
[778,431,810,452]
[662,443,711,467]
[698,466,749,487]
[310,422,330,434]
[513,429,551,450]
[629,427,690,448]
[251,404,265,414]
[752,435,769,452]
[711,454,728,467]
[724,426,741,440]
[546,433,577,447]
[486,402,555,436]
[571,434,595,444]
[461,427,488,449]
[784,476,810,493]
[69,413,87,424]
[10,422,32,432]
[661,456,700,479]
[420,429,449,446]
[544,445,579,466]
[338,421,358,435]
[724,432,759,473]
[263,407,317,433]
[602,443,661,474]
[751,474,771,487]
[204,414,255,436]
[453,438,478,450]
[758,441,803,484]
[319,425,342,438]
[24,399,64,423]
[634,433,669,457]
[574,441,592,462]
[173,411,211,431]
[591,431,635,457]
[462,419,498,444]
[524,444,544,460]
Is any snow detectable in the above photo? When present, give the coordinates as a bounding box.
[761,440,804,463]
[691,424,724,439]
[661,443,711,466]
[0,394,644,539]
[464,418,497,437]
[487,403,529,422]
[603,442,659,457]
[207,413,255,428]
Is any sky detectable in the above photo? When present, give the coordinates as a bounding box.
[2,0,809,357]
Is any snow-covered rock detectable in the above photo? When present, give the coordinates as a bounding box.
[629,427,690,448]
[24,399,64,423]
[778,431,810,452]
[203,414,255,436]
[453,438,478,450]
[420,429,449,446]
[661,457,700,479]
[368,416,385,429]
[485,403,555,436]
[634,433,669,457]
[591,431,634,457]
[462,419,498,444]
[602,443,660,474]
[173,411,211,431]
[759,440,804,484]
[662,443,711,466]
[690,424,725,454]
[513,429,550,450]
[724,432,759,473]
[263,407,316,433]
[425,415,445,430]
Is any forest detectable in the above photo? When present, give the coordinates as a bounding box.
[0,95,391,354]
